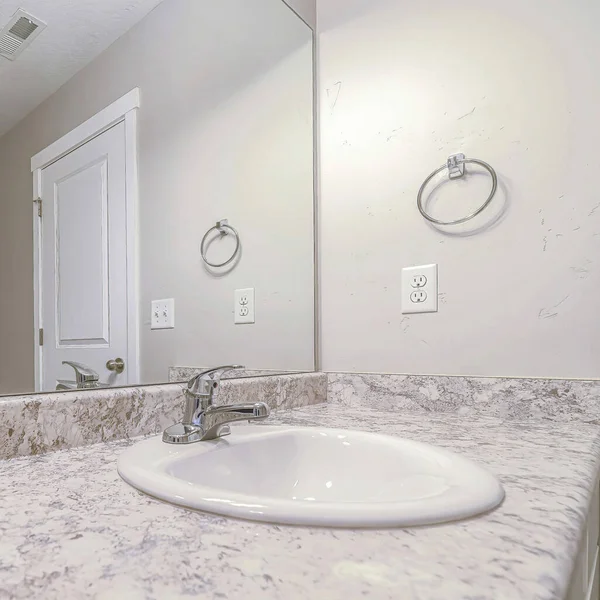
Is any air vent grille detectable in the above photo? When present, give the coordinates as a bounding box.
[0,10,46,61]
[0,35,21,55]
[10,17,39,41]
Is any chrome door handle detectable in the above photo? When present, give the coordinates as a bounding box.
[106,358,125,374]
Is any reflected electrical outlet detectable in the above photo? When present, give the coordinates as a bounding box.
[151,299,175,330]
[235,288,255,324]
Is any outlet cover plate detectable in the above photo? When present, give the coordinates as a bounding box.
[402,264,438,314]
[235,288,255,324]
[151,298,175,329]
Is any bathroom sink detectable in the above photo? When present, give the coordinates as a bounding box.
[118,426,504,527]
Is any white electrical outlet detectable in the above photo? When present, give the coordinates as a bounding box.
[151,298,175,329]
[402,265,438,314]
[411,274,428,288]
[235,288,255,324]
[410,290,428,303]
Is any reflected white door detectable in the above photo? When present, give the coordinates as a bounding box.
[40,122,130,391]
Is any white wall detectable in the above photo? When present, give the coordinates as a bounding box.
[0,0,314,393]
[319,0,600,378]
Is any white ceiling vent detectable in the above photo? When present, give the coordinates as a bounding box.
[0,9,46,61]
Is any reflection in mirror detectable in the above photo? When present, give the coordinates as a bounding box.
[0,0,315,395]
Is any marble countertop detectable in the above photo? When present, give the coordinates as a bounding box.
[1,404,600,600]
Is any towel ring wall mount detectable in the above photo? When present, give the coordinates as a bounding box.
[417,153,498,226]
[201,219,240,268]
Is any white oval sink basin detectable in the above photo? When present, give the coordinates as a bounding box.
[118,425,504,527]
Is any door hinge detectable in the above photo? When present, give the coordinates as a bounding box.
[34,199,42,218]
[38,328,44,346]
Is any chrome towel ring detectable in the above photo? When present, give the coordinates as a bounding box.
[417,153,498,226]
[201,219,240,268]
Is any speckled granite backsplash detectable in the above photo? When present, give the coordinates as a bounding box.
[3,370,599,461]
[328,373,600,422]
[168,366,304,382]
[0,373,327,460]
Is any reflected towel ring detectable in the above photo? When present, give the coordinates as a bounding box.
[417,153,498,226]
[201,219,240,268]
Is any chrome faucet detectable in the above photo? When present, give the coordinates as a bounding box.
[162,365,270,444]
[56,361,102,390]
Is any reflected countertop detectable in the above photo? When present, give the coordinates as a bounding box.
[1,403,599,600]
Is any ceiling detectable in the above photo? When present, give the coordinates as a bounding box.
[0,0,164,138]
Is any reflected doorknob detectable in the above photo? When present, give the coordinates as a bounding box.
[106,358,125,374]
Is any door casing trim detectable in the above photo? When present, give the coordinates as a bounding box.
[31,88,140,391]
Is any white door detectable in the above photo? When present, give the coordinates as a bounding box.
[39,122,130,391]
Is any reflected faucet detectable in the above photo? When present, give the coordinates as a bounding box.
[56,361,102,390]
[162,365,270,444]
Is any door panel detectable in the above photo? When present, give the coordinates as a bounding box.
[41,122,129,391]
[55,157,109,346]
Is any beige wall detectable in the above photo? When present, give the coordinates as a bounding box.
[319,0,600,378]
[0,110,35,393]
[0,0,314,393]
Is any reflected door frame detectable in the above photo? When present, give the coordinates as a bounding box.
[30,88,141,391]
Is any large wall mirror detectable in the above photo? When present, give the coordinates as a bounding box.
[0,0,315,395]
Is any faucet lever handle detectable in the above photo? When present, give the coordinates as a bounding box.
[187,364,244,397]
[196,364,244,381]
[62,361,99,385]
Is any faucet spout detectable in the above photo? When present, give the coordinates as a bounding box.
[163,400,270,444]
[198,402,270,441]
